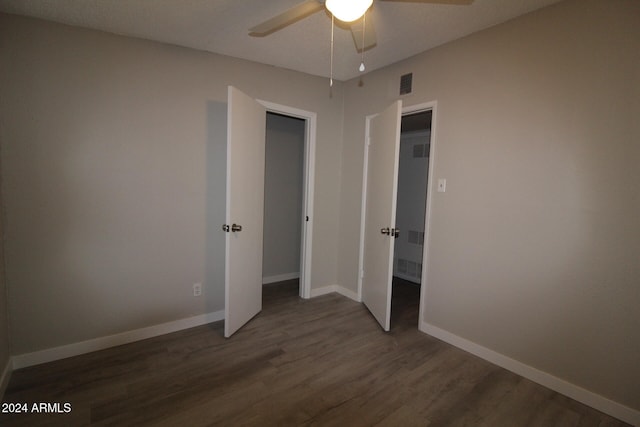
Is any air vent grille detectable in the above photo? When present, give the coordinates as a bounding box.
[397,258,422,279]
[400,73,413,95]
[412,143,429,158]
[408,230,425,246]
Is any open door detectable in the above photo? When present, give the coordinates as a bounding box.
[362,100,402,331]
[224,86,266,337]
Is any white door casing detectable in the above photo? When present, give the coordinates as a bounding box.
[258,100,317,300]
[361,100,402,331]
[224,86,266,338]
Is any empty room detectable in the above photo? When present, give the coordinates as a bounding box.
[0,0,638,425]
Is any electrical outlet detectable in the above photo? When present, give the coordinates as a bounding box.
[193,283,202,297]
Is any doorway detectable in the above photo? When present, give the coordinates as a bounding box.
[357,100,436,333]
[391,110,432,328]
[260,100,317,301]
[224,87,316,337]
[262,112,306,300]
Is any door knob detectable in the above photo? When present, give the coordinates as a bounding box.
[222,224,229,232]
[392,228,400,238]
[231,223,242,232]
[380,227,390,235]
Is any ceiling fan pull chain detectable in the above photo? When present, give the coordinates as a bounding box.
[330,14,334,87]
[359,11,366,72]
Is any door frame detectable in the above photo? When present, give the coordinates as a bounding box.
[404,101,437,329]
[258,99,316,300]
[357,100,437,327]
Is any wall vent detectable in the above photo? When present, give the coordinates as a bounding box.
[407,260,417,277]
[412,143,429,158]
[400,73,413,95]
[397,258,423,279]
[408,230,425,246]
[397,258,407,274]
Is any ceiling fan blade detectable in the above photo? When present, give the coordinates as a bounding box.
[351,16,377,52]
[249,0,325,36]
[379,0,473,4]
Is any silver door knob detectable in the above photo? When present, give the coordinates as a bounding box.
[222,224,229,232]
[231,224,242,232]
[392,228,400,238]
[380,227,390,235]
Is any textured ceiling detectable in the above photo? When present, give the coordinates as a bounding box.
[0,0,563,81]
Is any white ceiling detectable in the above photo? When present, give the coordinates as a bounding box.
[0,0,562,81]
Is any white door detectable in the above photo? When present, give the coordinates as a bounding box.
[362,100,402,331]
[224,86,266,337]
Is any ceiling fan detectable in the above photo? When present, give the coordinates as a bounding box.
[249,0,474,53]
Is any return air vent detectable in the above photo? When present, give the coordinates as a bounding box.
[400,73,413,95]
[412,143,429,158]
[408,230,425,246]
[397,258,422,279]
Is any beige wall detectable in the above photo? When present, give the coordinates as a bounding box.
[0,14,344,355]
[338,0,639,411]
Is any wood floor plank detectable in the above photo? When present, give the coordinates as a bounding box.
[0,279,631,426]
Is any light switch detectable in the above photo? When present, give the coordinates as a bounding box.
[437,178,446,193]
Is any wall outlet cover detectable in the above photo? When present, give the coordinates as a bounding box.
[193,283,202,297]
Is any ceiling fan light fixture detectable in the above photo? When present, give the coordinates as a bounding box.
[326,0,373,23]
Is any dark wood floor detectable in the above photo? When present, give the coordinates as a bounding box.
[1,279,629,426]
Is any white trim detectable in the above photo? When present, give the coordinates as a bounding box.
[258,99,316,300]
[13,310,225,369]
[310,285,360,302]
[0,357,12,398]
[421,322,640,426]
[310,285,335,298]
[301,109,316,300]
[262,272,300,285]
[402,101,438,328]
[359,101,438,325]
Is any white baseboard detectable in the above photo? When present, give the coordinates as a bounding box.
[13,310,225,369]
[420,321,640,426]
[262,272,300,285]
[311,284,361,302]
[0,357,12,398]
